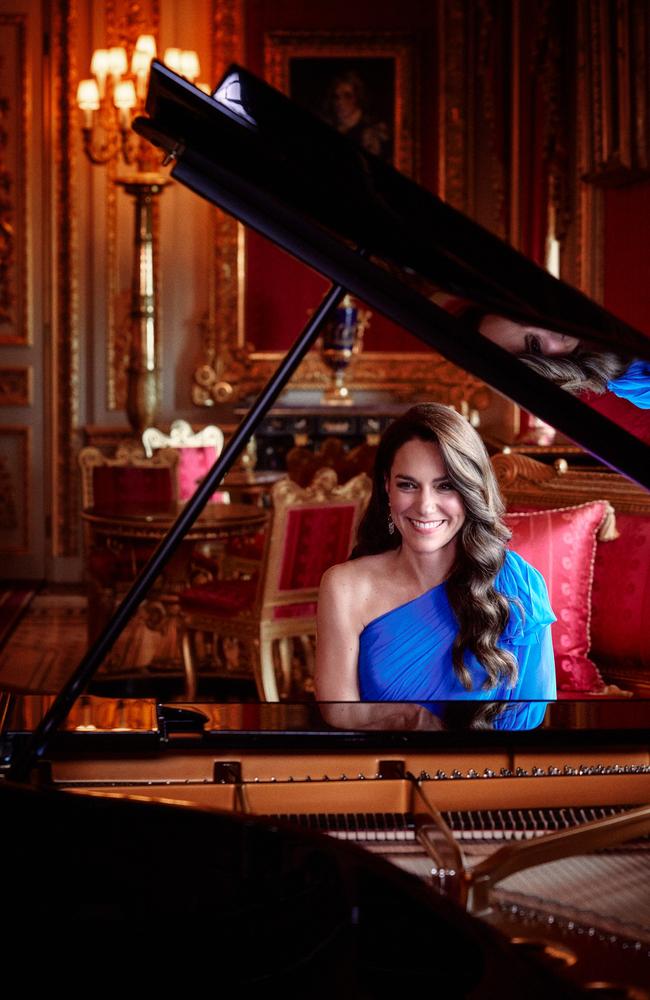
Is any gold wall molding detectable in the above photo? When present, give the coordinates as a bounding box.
[0,366,31,406]
[191,0,245,408]
[104,0,161,412]
[0,14,28,346]
[0,426,30,554]
[437,0,471,213]
[580,0,650,186]
[51,0,80,557]
[574,0,605,299]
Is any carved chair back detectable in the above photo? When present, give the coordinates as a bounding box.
[259,468,372,620]
[142,419,228,503]
[79,442,179,512]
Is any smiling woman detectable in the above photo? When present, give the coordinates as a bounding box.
[314,404,557,728]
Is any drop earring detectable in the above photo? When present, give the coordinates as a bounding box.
[388,510,395,535]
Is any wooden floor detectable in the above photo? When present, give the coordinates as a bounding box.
[0,590,88,693]
[0,587,258,700]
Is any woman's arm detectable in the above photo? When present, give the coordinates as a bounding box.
[314,563,361,701]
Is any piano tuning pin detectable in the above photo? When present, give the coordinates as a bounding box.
[500,768,513,777]
[532,767,545,776]
[515,767,529,776]
[483,768,494,778]
[549,766,560,776]
[467,769,479,778]
[435,770,447,780]
[341,774,347,781]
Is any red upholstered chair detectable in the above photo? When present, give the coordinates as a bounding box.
[179,469,371,701]
[142,419,229,504]
[78,443,179,644]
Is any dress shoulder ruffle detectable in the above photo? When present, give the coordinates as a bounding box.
[607,359,650,409]
[496,550,556,645]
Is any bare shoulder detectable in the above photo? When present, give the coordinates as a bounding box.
[319,552,394,623]
[320,552,391,594]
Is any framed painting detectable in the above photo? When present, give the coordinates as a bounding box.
[265,31,418,176]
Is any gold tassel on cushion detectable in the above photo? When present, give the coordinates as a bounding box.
[597,501,619,541]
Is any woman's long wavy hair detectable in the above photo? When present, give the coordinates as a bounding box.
[351,403,518,693]
[518,346,629,394]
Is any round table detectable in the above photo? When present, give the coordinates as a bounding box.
[81,502,269,675]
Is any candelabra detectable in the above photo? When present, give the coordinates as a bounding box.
[77,37,206,433]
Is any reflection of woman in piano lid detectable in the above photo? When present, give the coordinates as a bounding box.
[436,296,650,441]
[478,311,649,397]
[444,299,650,409]
[315,403,556,730]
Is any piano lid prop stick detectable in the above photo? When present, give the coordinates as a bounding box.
[8,279,351,784]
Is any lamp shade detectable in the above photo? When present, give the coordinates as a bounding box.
[108,46,128,78]
[163,47,182,73]
[90,48,111,77]
[113,79,137,109]
[76,78,100,110]
[134,34,157,58]
[131,48,152,75]
[180,50,200,81]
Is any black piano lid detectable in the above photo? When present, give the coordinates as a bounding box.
[133,60,650,488]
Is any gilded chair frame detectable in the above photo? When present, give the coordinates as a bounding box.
[141,419,225,459]
[78,443,180,653]
[78,442,180,509]
[181,468,371,701]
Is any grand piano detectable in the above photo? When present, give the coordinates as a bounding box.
[2,62,650,993]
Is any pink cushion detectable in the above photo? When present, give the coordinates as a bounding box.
[504,502,610,692]
[278,505,356,591]
[177,447,228,503]
[591,512,650,670]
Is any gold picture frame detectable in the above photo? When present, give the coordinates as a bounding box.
[265,30,418,175]
[193,25,489,411]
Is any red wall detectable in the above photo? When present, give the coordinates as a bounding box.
[603,180,650,338]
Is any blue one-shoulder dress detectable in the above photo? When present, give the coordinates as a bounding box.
[607,359,650,409]
[358,550,556,730]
